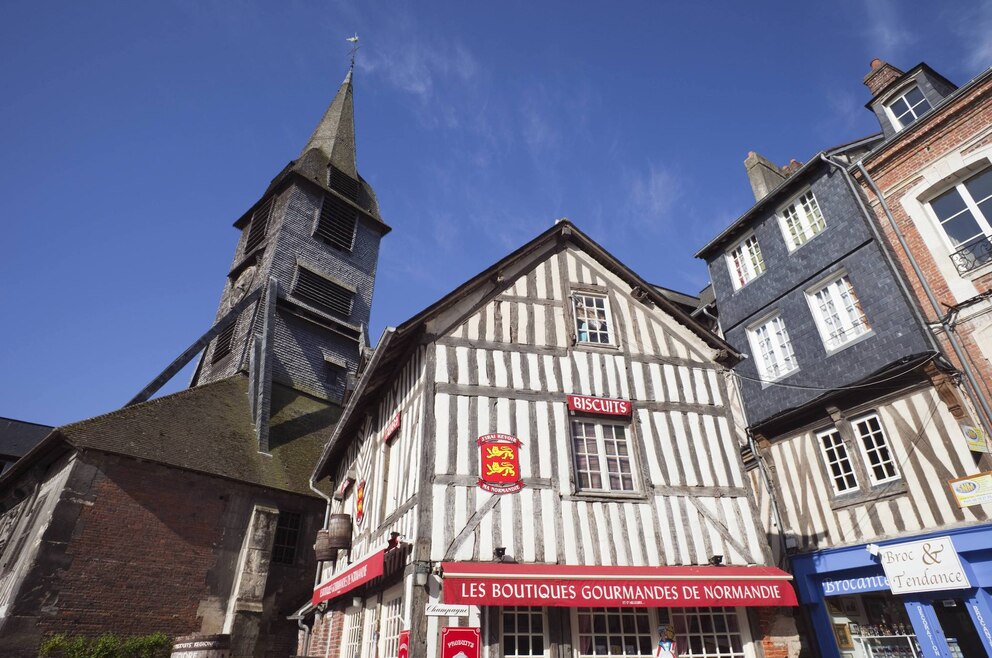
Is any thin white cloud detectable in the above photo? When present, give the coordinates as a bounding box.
[628,164,682,225]
[952,3,992,70]
[862,0,915,59]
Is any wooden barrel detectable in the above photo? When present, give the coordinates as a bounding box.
[314,529,337,561]
[171,634,231,658]
[326,513,353,549]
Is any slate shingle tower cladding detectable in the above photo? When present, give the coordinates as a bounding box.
[191,70,390,404]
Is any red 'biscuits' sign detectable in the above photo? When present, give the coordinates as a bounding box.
[397,630,410,658]
[383,412,401,444]
[567,394,632,417]
[441,627,480,658]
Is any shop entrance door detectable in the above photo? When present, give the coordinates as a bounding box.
[932,599,986,658]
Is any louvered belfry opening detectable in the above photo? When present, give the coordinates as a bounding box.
[211,317,238,363]
[329,165,359,202]
[316,192,358,251]
[244,196,275,254]
[293,266,354,318]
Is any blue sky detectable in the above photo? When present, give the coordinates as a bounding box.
[2,1,990,426]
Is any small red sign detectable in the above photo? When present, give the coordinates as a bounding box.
[477,434,524,494]
[441,627,480,658]
[397,630,410,658]
[355,480,367,526]
[384,412,402,444]
[334,476,355,501]
[312,550,385,605]
[567,394,632,417]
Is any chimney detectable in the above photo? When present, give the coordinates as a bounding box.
[864,58,905,97]
[745,152,795,202]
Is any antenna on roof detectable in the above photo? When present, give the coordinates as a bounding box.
[346,34,360,71]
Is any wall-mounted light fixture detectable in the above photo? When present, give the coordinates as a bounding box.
[494,547,506,562]
[351,596,362,608]
[414,561,431,587]
[707,554,724,566]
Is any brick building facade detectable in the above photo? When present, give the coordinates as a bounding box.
[852,59,992,438]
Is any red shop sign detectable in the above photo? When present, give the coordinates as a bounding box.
[384,412,402,444]
[312,550,385,605]
[441,562,797,608]
[441,627,480,658]
[397,630,410,658]
[567,394,632,417]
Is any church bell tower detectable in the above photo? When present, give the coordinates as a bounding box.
[191,68,389,408]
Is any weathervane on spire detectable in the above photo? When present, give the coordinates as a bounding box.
[346,34,360,70]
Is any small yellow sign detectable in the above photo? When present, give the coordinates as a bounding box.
[961,424,991,453]
[949,471,992,507]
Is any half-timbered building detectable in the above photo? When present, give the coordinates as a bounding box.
[297,221,799,658]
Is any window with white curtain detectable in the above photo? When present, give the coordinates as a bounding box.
[807,274,871,351]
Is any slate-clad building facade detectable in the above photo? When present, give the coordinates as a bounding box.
[698,64,992,658]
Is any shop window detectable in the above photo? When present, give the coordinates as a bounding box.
[575,608,653,658]
[502,607,546,658]
[852,414,900,485]
[379,592,404,658]
[572,420,636,493]
[669,607,746,658]
[573,293,614,345]
[780,191,826,250]
[340,604,365,658]
[817,429,859,495]
[725,233,765,290]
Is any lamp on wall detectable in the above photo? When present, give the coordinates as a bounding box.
[494,547,506,562]
[707,555,724,566]
[414,561,431,587]
[351,596,362,608]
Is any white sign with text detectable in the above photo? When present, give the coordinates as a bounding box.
[879,536,970,594]
[425,602,472,617]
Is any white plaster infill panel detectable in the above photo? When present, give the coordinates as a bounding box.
[879,536,970,594]
[898,143,992,303]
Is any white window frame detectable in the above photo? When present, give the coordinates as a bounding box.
[571,608,751,658]
[926,168,992,264]
[502,606,548,658]
[573,292,616,346]
[571,419,637,493]
[816,428,859,495]
[378,585,404,658]
[778,190,826,251]
[805,273,871,352]
[851,413,901,486]
[669,607,750,658]
[745,312,798,382]
[884,84,933,131]
[725,232,766,290]
[340,603,366,658]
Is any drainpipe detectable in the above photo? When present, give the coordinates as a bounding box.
[851,158,992,435]
[310,477,333,588]
[298,617,311,657]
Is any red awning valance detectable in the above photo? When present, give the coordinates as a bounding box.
[313,550,385,606]
[441,562,797,608]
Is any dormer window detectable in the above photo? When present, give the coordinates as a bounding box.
[726,233,765,290]
[886,85,932,130]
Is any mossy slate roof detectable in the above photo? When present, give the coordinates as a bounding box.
[41,375,337,497]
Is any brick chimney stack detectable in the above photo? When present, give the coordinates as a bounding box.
[745,152,801,202]
[864,58,905,97]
